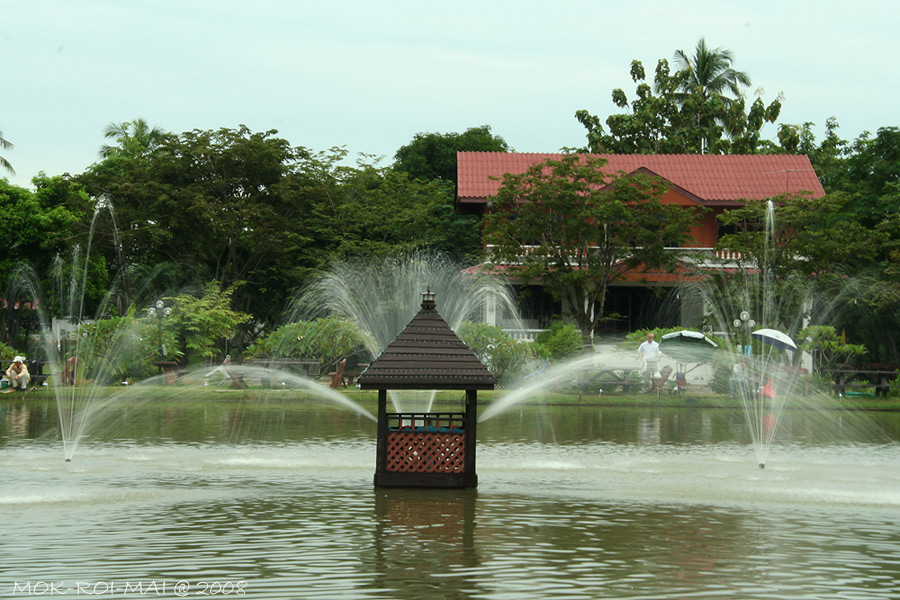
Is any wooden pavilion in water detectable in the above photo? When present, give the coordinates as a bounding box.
[357,290,497,488]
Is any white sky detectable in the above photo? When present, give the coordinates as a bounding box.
[2,0,897,188]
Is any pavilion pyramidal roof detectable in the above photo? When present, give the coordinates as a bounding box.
[357,292,497,391]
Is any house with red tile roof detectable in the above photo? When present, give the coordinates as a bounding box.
[456,152,825,335]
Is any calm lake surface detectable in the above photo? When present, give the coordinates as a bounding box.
[2,394,899,599]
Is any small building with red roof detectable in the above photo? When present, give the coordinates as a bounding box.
[456,152,825,335]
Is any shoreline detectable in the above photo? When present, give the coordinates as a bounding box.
[5,385,899,412]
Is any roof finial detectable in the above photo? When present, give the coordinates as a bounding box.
[422,287,436,309]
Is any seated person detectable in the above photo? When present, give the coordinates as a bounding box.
[6,356,31,391]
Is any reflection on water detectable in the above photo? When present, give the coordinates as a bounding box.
[1,397,899,599]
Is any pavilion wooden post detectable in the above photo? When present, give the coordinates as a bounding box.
[376,389,388,476]
[464,389,477,483]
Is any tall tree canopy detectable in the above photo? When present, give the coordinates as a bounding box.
[77,124,485,325]
[0,176,88,287]
[782,122,900,228]
[672,38,752,106]
[0,175,92,346]
[717,194,881,281]
[576,41,782,155]
[100,118,171,159]
[393,125,510,183]
[778,122,900,362]
[716,191,900,362]
[390,125,511,260]
[482,154,702,339]
[0,128,14,174]
[81,125,327,322]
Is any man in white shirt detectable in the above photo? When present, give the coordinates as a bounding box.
[637,332,662,392]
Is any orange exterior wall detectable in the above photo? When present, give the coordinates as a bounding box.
[659,188,720,247]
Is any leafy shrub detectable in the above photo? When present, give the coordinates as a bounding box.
[534,321,583,361]
[72,311,180,383]
[456,321,535,384]
[168,282,252,362]
[244,317,370,374]
[798,325,867,376]
[0,341,20,363]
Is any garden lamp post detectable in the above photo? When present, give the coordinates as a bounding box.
[732,311,756,356]
[147,300,172,370]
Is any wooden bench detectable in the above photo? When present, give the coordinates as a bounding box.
[228,369,248,389]
[829,367,898,398]
[245,358,320,377]
[341,363,369,388]
[153,360,179,385]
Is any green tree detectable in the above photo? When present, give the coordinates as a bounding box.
[100,118,170,159]
[327,165,481,261]
[483,154,702,340]
[244,317,369,374]
[0,178,84,281]
[0,128,13,174]
[0,177,91,347]
[763,121,900,362]
[75,309,182,383]
[672,38,760,153]
[714,196,886,358]
[456,320,535,384]
[534,320,584,361]
[798,325,867,376]
[841,127,900,226]
[672,38,751,107]
[167,281,251,363]
[393,125,510,183]
[576,44,781,155]
[716,195,881,280]
[773,122,899,224]
[82,123,501,325]
[80,125,320,324]
[778,117,848,190]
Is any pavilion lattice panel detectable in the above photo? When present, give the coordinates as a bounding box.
[386,432,466,473]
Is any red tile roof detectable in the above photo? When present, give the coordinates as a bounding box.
[457,153,824,205]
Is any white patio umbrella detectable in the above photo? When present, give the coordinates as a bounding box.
[660,330,719,363]
[751,328,798,351]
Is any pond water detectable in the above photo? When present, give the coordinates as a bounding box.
[1,396,899,599]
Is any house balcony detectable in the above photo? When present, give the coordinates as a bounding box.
[483,245,745,269]
[501,328,545,342]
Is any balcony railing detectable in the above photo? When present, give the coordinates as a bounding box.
[483,245,744,266]
[502,329,546,342]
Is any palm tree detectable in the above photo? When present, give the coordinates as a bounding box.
[0,128,14,174]
[671,38,753,153]
[672,38,752,105]
[100,118,168,159]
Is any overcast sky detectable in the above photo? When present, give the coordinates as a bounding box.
[2,0,896,188]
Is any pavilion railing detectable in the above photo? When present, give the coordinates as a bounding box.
[384,412,468,474]
[386,412,466,432]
